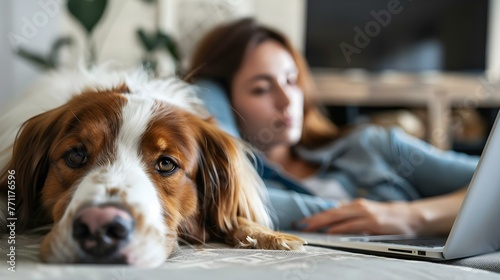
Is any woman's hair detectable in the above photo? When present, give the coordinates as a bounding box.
[185,18,339,149]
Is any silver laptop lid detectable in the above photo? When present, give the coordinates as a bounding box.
[444,111,500,259]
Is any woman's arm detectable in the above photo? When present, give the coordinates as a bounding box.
[408,187,467,235]
[296,187,467,235]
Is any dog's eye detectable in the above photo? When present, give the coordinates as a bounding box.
[155,157,178,175]
[65,148,88,168]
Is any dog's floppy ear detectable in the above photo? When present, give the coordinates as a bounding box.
[0,106,68,231]
[192,117,272,238]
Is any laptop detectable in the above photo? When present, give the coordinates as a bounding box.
[295,112,500,260]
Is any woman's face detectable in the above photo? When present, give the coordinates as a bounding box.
[231,40,304,150]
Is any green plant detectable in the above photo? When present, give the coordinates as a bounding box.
[15,36,73,70]
[137,28,181,76]
[67,0,108,65]
[14,0,180,77]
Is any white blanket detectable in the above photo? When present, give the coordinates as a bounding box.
[1,233,498,280]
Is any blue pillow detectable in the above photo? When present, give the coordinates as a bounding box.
[194,80,240,138]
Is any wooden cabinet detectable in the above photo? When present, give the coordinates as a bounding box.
[313,70,500,151]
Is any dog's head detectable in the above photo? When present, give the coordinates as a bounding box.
[0,78,270,267]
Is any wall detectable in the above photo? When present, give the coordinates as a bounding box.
[1,0,61,107]
[157,0,306,67]
[0,1,13,106]
[253,0,306,51]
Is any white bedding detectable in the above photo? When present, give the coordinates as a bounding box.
[1,233,499,280]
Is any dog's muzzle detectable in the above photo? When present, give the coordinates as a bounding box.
[72,203,134,264]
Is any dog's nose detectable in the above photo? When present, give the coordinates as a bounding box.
[72,204,134,260]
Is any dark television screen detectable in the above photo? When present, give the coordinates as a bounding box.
[305,0,489,72]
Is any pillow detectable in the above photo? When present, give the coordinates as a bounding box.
[194,80,240,138]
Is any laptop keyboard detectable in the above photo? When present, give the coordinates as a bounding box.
[368,238,447,248]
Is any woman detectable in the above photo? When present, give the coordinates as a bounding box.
[184,18,479,235]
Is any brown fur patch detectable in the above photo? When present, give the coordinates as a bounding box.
[0,90,126,230]
[107,188,120,197]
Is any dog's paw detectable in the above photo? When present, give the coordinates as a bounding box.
[231,217,306,251]
[237,232,306,251]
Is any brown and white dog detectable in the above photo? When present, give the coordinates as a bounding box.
[0,68,304,267]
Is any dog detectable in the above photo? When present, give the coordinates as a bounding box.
[0,68,304,267]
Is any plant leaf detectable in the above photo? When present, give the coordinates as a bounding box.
[67,0,108,34]
[15,48,52,70]
[138,0,157,4]
[48,36,74,68]
[136,29,157,51]
[157,32,181,62]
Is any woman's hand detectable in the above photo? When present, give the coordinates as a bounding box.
[295,199,425,235]
[295,188,467,235]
